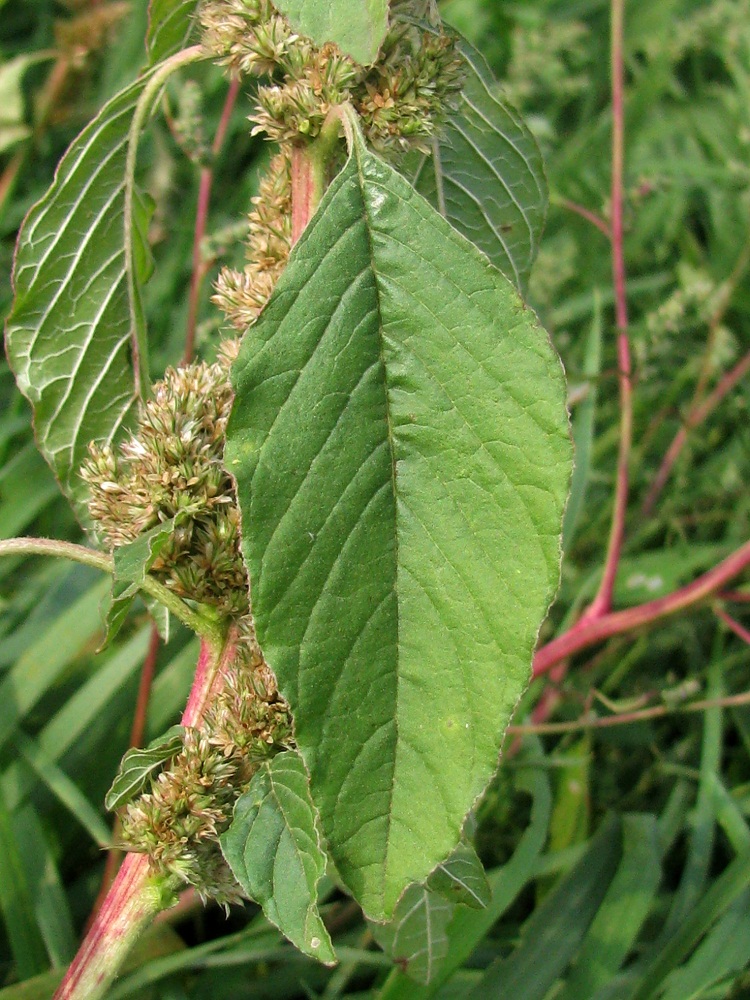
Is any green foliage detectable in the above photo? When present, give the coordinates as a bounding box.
[105,726,185,811]
[220,750,335,964]
[410,41,547,291]
[227,121,569,919]
[272,0,389,64]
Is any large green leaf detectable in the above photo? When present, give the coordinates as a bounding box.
[410,42,547,292]
[272,0,389,64]
[220,751,335,964]
[227,128,570,920]
[5,49,203,524]
[5,78,150,523]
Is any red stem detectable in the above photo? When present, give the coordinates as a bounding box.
[715,607,750,647]
[641,349,750,516]
[534,539,750,676]
[557,197,613,241]
[182,77,241,366]
[291,145,316,246]
[54,631,237,1000]
[584,0,632,620]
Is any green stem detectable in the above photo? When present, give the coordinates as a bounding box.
[0,537,222,644]
[124,44,207,396]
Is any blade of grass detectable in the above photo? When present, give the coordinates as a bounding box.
[0,784,49,979]
[14,732,112,848]
[12,803,76,967]
[556,814,662,999]
[468,813,623,1000]
[378,741,553,1000]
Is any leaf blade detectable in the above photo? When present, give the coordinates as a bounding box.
[220,751,335,964]
[272,0,389,64]
[227,134,570,920]
[411,42,547,291]
[5,79,147,522]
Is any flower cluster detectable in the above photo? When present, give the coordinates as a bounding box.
[82,357,248,616]
[200,0,464,329]
[213,149,293,330]
[121,634,293,904]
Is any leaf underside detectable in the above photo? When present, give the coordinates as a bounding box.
[220,751,335,964]
[411,42,547,292]
[371,882,454,985]
[272,0,389,64]
[227,132,571,920]
[5,78,150,526]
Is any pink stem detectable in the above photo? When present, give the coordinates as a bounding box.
[182,77,241,366]
[52,854,158,1000]
[557,197,612,240]
[53,630,238,1000]
[715,607,750,647]
[641,349,750,516]
[534,539,750,676]
[584,0,632,621]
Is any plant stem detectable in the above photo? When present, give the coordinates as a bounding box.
[641,348,750,516]
[715,607,750,647]
[53,627,241,1000]
[290,116,343,244]
[0,537,222,643]
[585,0,632,620]
[534,539,750,676]
[183,76,241,365]
[509,689,750,736]
[52,853,167,1000]
[553,195,612,240]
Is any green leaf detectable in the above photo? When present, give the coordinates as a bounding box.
[227,127,571,920]
[428,840,490,910]
[6,77,148,524]
[272,0,389,64]
[371,883,454,985]
[6,49,203,525]
[220,751,335,965]
[105,726,185,812]
[147,0,200,64]
[106,513,189,643]
[409,41,547,292]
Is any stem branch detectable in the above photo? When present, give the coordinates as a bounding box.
[534,539,750,676]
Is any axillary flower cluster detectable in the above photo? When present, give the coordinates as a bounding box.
[82,0,463,904]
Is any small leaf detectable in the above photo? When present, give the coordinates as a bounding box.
[147,0,200,64]
[409,41,547,292]
[227,123,571,920]
[105,513,189,643]
[220,751,335,965]
[272,0,389,64]
[428,840,490,910]
[105,726,185,811]
[371,883,453,985]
